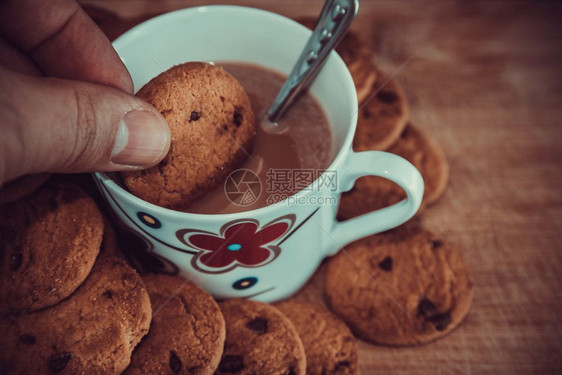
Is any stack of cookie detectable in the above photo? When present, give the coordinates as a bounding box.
[0,176,355,374]
[0,177,152,373]
[288,18,474,350]
[124,281,358,374]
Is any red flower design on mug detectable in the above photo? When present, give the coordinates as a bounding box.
[187,220,289,268]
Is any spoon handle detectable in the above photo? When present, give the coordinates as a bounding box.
[267,0,359,124]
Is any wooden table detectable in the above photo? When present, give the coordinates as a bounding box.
[81,1,562,373]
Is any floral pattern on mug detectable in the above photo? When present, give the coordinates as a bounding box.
[176,215,296,274]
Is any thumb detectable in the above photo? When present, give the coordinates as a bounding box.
[0,66,170,183]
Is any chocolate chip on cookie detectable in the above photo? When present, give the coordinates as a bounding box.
[0,257,152,373]
[122,62,255,210]
[325,225,473,346]
[275,301,359,375]
[0,180,103,313]
[217,299,306,374]
[338,124,449,220]
[125,274,226,374]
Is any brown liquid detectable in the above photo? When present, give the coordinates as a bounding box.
[186,63,334,214]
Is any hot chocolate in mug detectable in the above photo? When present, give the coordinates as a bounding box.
[94,5,424,302]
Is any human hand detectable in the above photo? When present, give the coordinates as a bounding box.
[0,0,171,186]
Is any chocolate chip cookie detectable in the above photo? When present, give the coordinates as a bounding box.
[0,180,103,313]
[125,274,225,374]
[0,257,152,373]
[275,301,359,375]
[122,62,255,210]
[353,69,410,152]
[217,299,306,374]
[325,225,473,346]
[0,173,51,205]
[297,17,377,105]
[338,124,449,220]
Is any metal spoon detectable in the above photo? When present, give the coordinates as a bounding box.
[264,0,359,133]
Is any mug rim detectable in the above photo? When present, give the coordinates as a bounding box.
[96,5,358,218]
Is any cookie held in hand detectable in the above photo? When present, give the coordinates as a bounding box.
[122,62,255,210]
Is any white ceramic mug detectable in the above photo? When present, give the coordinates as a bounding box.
[94,5,424,302]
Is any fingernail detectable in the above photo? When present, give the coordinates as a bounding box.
[111,110,170,166]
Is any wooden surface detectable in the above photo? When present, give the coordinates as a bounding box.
[81,1,562,373]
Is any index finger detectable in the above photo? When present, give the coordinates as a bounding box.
[0,0,133,93]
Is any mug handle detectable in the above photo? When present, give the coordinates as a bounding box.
[328,150,424,252]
